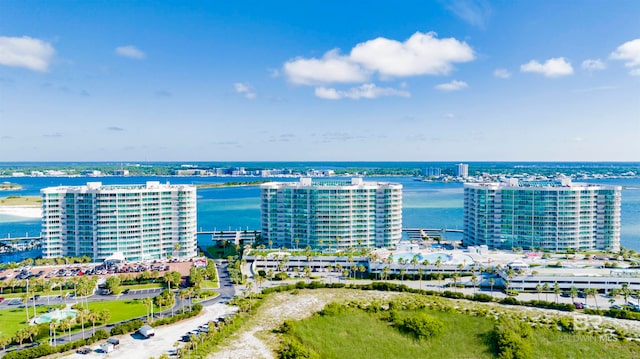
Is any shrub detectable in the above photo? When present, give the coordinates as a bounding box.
[493,317,532,359]
[395,314,444,340]
[279,338,319,359]
[110,319,144,336]
[473,293,494,302]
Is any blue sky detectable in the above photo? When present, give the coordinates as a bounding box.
[0,0,638,162]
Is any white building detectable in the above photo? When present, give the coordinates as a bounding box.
[455,163,469,177]
[41,181,197,261]
[463,178,621,252]
[260,178,402,250]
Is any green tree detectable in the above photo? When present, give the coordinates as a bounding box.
[553,282,561,304]
[164,271,182,289]
[569,286,579,304]
[471,274,478,295]
[105,275,122,295]
[489,278,495,297]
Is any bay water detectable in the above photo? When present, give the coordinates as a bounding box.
[1,175,639,252]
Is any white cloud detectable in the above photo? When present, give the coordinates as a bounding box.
[234,82,256,99]
[520,57,574,77]
[115,45,146,59]
[434,80,468,91]
[315,83,410,100]
[443,0,492,28]
[0,36,54,72]
[284,32,474,85]
[443,113,457,119]
[493,68,511,79]
[283,49,369,85]
[350,31,474,77]
[610,38,640,75]
[581,59,606,71]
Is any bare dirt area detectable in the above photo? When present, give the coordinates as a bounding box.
[208,289,401,359]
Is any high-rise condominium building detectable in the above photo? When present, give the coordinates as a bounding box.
[423,167,442,177]
[463,178,621,252]
[41,181,197,261]
[260,178,402,250]
[455,163,469,177]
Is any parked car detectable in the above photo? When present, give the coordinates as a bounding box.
[76,347,92,354]
[573,302,584,309]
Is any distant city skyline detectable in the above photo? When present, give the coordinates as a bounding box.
[0,1,639,162]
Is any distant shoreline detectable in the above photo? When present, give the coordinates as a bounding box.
[196,180,272,189]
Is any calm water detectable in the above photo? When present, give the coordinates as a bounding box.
[1,176,639,251]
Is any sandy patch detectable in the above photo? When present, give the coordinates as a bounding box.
[208,289,401,359]
[0,206,42,218]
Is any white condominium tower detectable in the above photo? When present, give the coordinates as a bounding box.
[41,181,197,261]
[455,163,469,177]
[463,178,621,252]
[261,178,402,250]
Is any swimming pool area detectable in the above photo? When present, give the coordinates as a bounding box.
[34,309,77,324]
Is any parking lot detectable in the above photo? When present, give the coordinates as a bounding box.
[66,303,237,359]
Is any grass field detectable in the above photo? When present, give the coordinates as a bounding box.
[288,307,640,359]
[0,306,52,339]
[123,283,163,290]
[200,279,218,289]
[0,195,41,206]
[85,299,147,323]
[290,308,494,359]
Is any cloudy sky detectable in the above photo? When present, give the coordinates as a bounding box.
[0,1,638,161]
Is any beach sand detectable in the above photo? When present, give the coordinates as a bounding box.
[0,205,42,218]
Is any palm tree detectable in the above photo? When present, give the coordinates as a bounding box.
[0,335,10,351]
[451,272,459,291]
[358,265,366,279]
[383,266,390,281]
[143,297,153,321]
[536,284,542,301]
[418,268,424,290]
[437,273,444,291]
[99,309,111,326]
[471,274,478,295]
[554,282,561,304]
[488,278,495,297]
[411,255,419,274]
[621,283,631,307]
[586,288,599,310]
[77,308,89,340]
[22,294,30,323]
[569,286,579,304]
[543,283,550,302]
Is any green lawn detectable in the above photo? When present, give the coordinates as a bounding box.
[200,280,218,289]
[0,306,52,339]
[287,307,640,359]
[123,283,163,290]
[85,299,147,323]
